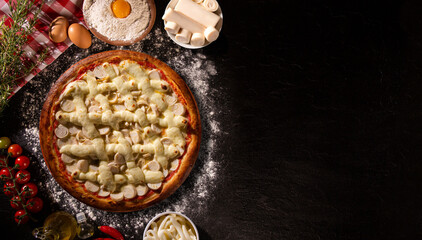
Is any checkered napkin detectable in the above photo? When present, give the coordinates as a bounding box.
[0,0,85,96]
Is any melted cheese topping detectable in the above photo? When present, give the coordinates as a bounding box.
[55,60,188,200]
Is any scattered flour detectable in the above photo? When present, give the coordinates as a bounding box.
[12,27,224,239]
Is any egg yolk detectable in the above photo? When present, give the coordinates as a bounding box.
[111,0,131,18]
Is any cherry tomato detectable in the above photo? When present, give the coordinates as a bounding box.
[21,183,37,198]
[14,156,30,170]
[14,210,29,224]
[0,137,11,149]
[0,168,14,180]
[15,170,31,184]
[26,197,43,213]
[3,181,17,197]
[8,144,22,158]
[10,195,23,210]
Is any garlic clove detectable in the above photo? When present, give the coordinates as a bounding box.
[55,124,69,139]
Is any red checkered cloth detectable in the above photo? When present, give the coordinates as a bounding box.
[0,0,85,96]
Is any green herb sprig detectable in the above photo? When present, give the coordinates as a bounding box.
[0,0,48,113]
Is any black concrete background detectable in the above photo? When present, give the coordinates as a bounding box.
[2,0,422,239]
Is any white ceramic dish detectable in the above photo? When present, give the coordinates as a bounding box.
[164,0,223,49]
[143,211,199,239]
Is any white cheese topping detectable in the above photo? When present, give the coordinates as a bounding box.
[55,61,188,200]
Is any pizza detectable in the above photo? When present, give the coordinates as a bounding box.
[39,50,201,212]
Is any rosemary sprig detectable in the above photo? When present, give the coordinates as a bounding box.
[0,0,48,114]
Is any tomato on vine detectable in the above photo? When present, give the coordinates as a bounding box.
[0,137,11,149]
[10,196,23,210]
[26,197,43,213]
[14,210,28,224]
[3,181,17,197]
[0,168,14,180]
[8,144,22,158]
[21,183,37,198]
[14,156,30,169]
[15,170,31,184]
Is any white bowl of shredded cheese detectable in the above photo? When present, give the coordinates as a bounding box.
[143,212,199,240]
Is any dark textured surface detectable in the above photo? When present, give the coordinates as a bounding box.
[2,0,422,239]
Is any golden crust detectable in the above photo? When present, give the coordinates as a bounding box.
[39,50,201,212]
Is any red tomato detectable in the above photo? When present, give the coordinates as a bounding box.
[14,156,30,170]
[10,195,23,210]
[0,168,14,180]
[14,210,29,224]
[21,183,38,198]
[3,181,17,197]
[15,170,31,184]
[8,144,22,158]
[26,197,43,213]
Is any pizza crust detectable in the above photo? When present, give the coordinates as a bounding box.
[39,50,201,212]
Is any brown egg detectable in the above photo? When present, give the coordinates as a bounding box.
[49,16,69,43]
[68,23,92,49]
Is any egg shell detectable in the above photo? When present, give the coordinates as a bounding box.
[68,23,92,49]
[49,16,69,43]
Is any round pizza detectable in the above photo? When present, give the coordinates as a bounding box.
[39,50,201,212]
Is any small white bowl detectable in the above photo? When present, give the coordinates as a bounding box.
[143,212,199,239]
[163,0,223,49]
